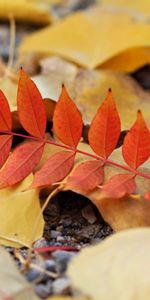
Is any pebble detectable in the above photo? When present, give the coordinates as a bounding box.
[82,204,97,224]
[34,282,52,299]
[52,250,76,274]
[50,230,62,239]
[26,268,42,282]
[56,236,65,243]
[33,238,48,249]
[45,259,56,272]
[52,277,71,295]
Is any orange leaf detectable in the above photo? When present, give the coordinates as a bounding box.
[0,141,44,188]
[0,90,12,130]
[17,68,46,138]
[31,150,75,188]
[88,89,121,158]
[144,190,150,201]
[0,135,12,168]
[102,173,136,198]
[53,85,83,148]
[66,160,104,193]
[122,110,150,169]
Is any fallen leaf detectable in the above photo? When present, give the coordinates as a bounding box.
[0,0,51,24]
[88,89,121,158]
[0,141,44,189]
[53,85,83,148]
[0,174,44,248]
[17,69,47,138]
[19,5,150,71]
[0,247,39,299]
[68,228,150,300]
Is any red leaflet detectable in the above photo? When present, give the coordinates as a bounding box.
[66,160,104,193]
[0,90,12,167]
[0,141,44,188]
[31,151,75,188]
[0,90,12,130]
[88,89,121,158]
[102,173,136,198]
[53,85,83,148]
[122,111,150,169]
[0,135,12,168]
[17,68,46,138]
[144,190,150,201]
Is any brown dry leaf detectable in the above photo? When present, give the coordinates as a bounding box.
[68,228,150,300]
[0,247,39,299]
[74,69,150,129]
[0,0,51,24]
[19,5,150,72]
[0,174,44,248]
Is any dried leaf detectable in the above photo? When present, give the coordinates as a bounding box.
[68,228,150,300]
[20,6,150,71]
[17,69,47,138]
[0,174,44,248]
[122,111,150,169]
[88,89,121,158]
[0,141,44,188]
[53,85,83,148]
[31,151,75,188]
[0,247,39,299]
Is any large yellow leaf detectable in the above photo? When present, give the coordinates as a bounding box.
[19,5,150,71]
[68,228,150,300]
[0,0,51,24]
[0,174,44,248]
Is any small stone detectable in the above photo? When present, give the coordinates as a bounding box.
[34,282,52,298]
[56,236,65,243]
[26,268,42,282]
[50,230,62,239]
[45,259,56,272]
[52,277,71,295]
[52,250,76,274]
[33,238,48,249]
[82,204,97,224]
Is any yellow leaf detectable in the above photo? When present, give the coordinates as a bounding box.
[19,5,150,71]
[0,174,44,248]
[68,228,150,300]
[0,0,51,24]
[0,247,39,299]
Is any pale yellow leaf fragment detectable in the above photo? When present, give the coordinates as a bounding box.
[0,247,39,299]
[0,0,51,24]
[0,174,44,248]
[20,5,150,71]
[68,228,150,300]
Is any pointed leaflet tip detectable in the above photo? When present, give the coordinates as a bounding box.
[88,89,121,158]
[17,69,46,138]
[122,111,150,169]
[53,85,83,148]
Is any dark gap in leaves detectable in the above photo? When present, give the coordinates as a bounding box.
[131,64,150,90]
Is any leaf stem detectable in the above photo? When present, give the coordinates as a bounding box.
[1,130,150,181]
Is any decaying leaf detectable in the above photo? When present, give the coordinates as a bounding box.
[19,5,150,71]
[0,247,39,299]
[0,174,44,248]
[0,0,51,24]
[68,228,150,300]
